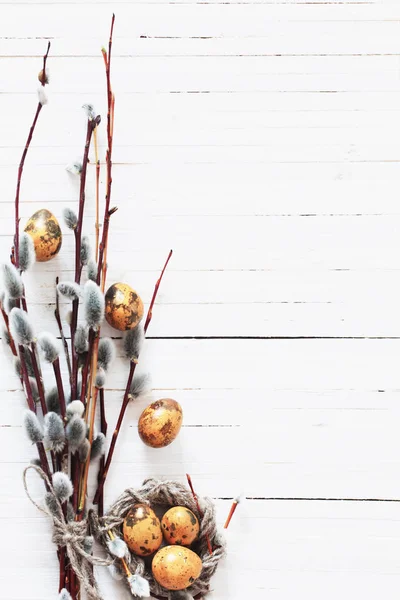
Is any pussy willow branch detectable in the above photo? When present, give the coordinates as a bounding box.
[93,250,173,504]
[0,303,17,356]
[97,14,116,287]
[55,277,72,381]
[14,42,50,268]
[70,118,97,400]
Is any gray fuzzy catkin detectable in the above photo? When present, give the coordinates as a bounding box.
[128,574,150,599]
[4,295,18,314]
[78,438,91,462]
[45,387,60,413]
[97,337,116,371]
[87,259,98,282]
[24,410,44,443]
[57,281,81,300]
[67,400,85,419]
[95,367,106,389]
[74,325,88,354]
[83,103,96,121]
[83,536,94,555]
[2,263,23,299]
[52,472,73,502]
[1,327,10,347]
[66,415,86,451]
[44,412,65,453]
[90,432,106,460]
[29,378,39,403]
[106,537,128,559]
[129,373,150,400]
[123,326,144,360]
[9,307,35,346]
[19,232,36,272]
[38,332,60,363]
[59,589,73,600]
[80,236,91,266]
[30,458,42,467]
[13,357,22,378]
[84,281,104,329]
[45,491,62,517]
[63,207,78,230]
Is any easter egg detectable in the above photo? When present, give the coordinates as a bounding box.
[24,209,62,262]
[161,507,200,546]
[123,503,163,556]
[104,283,144,331]
[138,399,183,448]
[152,545,202,590]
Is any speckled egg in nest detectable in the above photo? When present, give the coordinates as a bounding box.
[24,209,62,262]
[104,282,144,331]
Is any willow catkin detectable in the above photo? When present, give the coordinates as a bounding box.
[52,472,73,503]
[9,307,35,346]
[2,263,23,299]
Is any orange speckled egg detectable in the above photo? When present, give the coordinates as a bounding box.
[104,283,144,331]
[123,503,163,557]
[161,507,200,546]
[24,209,62,262]
[138,399,183,448]
[152,546,202,590]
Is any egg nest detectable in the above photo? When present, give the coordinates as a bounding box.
[93,477,226,599]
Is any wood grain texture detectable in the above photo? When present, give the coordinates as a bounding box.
[0,1,399,599]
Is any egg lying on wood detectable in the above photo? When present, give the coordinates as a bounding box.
[138,399,183,448]
[161,507,200,546]
[152,545,202,590]
[123,503,163,556]
[24,209,62,262]
[104,282,144,331]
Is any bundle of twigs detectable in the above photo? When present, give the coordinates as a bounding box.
[1,16,172,600]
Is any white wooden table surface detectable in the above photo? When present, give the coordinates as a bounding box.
[1,0,400,598]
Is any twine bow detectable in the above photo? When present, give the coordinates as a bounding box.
[23,465,111,600]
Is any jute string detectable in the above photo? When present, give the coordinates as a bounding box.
[23,465,111,600]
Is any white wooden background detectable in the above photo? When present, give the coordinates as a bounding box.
[0,0,400,598]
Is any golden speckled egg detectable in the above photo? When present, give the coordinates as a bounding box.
[138,399,183,448]
[152,545,202,590]
[105,283,144,331]
[123,503,163,557]
[24,209,62,262]
[161,507,200,546]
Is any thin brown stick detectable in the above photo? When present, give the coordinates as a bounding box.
[97,15,116,287]
[93,126,101,261]
[54,277,72,381]
[77,333,100,514]
[14,42,50,268]
[186,474,213,555]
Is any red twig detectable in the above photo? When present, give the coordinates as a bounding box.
[144,250,173,333]
[186,474,213,555]
[14,42,50,268]
[53,357,66,421]
[92,361,136,505]
[98,387,108,516]
[224,499,239,529]
[93,250,172,504]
